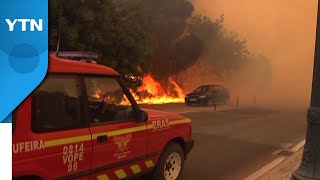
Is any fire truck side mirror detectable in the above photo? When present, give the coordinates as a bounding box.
[137,110,148,122]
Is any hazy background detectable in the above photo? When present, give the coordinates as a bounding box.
[190,0,318,109]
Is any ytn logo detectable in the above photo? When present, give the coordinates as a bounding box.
[5,19,43,32]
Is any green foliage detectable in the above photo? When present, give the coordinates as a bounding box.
[121,0,199,80]
[49,0,150,91]
[49,0,271,92]
[122,0,257,83]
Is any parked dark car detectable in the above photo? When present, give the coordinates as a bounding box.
[185,85,230,106]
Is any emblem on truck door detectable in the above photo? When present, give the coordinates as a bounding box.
[113,133,132,159]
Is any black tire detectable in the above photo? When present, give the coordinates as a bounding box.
[151,142,185,180]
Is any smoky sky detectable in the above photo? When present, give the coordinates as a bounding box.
[191,0,318,108]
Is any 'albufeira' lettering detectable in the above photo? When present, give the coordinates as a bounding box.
[13,140,45,154]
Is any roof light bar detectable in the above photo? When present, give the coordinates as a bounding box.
[49,51,99,64]
[50,51,98,59]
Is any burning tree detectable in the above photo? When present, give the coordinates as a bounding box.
[120,0,203,82]
[48,0,272,104]
[120,0,269,88]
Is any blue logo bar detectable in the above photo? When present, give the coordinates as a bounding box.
[0,1,48,122]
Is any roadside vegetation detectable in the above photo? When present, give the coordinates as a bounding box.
[49,0,272,92]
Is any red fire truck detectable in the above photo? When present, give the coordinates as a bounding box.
[12,52,194,180]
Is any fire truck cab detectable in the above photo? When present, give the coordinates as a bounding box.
[12,52,194,180]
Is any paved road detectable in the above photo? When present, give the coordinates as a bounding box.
[139,104,307,180]
[179,108,306,180]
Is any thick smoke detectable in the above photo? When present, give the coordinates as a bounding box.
[189,0,317,109]
[122,0,256,88]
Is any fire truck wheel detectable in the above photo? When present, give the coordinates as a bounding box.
[152,142,185,180]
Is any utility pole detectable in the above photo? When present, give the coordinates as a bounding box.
[292,1,320,179]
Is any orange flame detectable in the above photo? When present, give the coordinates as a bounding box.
[92,74,185,105]
[133,74,185,104]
